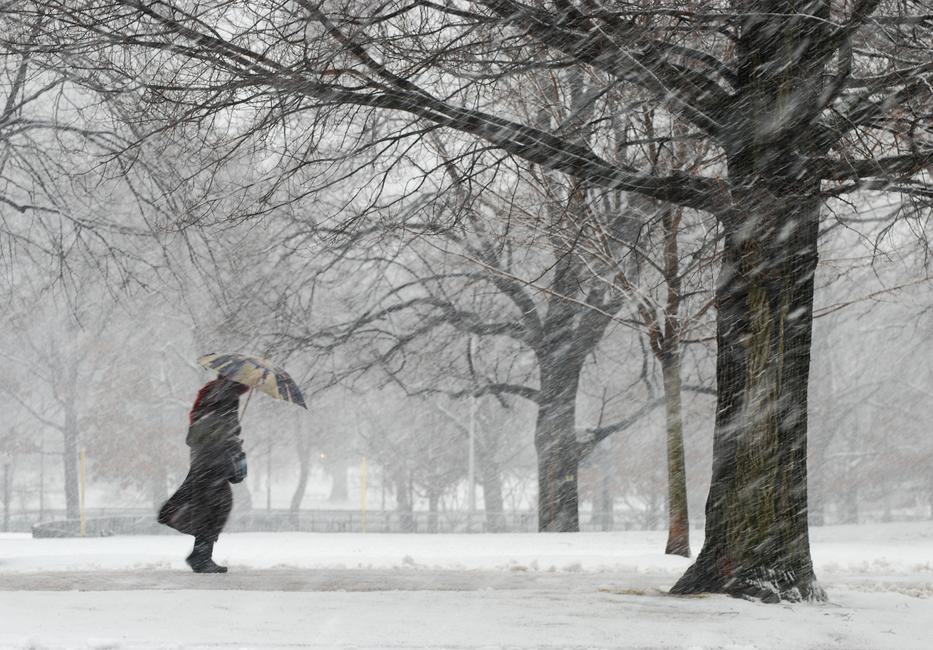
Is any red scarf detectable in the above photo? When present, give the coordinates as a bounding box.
[189,378,249,424]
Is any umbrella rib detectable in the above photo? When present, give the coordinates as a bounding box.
[197,352,306,408]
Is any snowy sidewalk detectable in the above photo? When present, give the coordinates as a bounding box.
[1,524,931,649]
[0,567,666,592]
[3,583,928,650]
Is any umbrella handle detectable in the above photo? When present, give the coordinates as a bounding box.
[239,388,254,423]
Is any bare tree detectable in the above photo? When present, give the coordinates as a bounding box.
[83,310,196,510]
[579,112,719,555]
[353,389,468,532]
[19,0,933,600]
[289,415,314,516]
[0,295,103,520]
[291,164,652,533]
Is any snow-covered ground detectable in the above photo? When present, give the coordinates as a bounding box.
[1,523,931,649]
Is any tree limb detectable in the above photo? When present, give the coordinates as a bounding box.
[576,396,664,460]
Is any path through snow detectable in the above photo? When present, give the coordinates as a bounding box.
[1,524,931,649]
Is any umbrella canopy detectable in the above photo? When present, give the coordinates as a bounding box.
[197,353,307,409]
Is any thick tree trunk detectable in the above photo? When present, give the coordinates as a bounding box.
[481,458,506,532]
[535,366,581,532]
[290,424,313,515]
[290,452,311,514]
[672,2,832,599]
[395,470,414,532]
[672,186,824,602]
[427,491,440,533]
[661,349,690,557]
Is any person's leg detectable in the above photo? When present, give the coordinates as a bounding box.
[186,534,227,573]
[184,467,233,573]
[188,477,233,573]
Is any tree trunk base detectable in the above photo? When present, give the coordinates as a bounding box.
[671,561,827,603]
[664,536,690,558]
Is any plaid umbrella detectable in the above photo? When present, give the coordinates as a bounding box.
[197,353,307,409]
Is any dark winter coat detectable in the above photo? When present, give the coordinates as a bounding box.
[158,379,247,542]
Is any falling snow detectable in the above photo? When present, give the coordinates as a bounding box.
[2,2,933,648]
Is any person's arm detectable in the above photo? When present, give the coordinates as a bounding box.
[225,420,248,484]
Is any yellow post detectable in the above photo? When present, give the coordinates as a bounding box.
[79,448,87,537]
[360,457,368,533]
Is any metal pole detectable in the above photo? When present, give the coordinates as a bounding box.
[468,395,476,513]
[360,457,368,533]
[239,388,254,422]
[266,438,272,512]
[79,448,86,537]
[381,472,386,513]
[468,336,477,531]
[39,436,45,522]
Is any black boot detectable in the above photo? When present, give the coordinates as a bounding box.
[186,538,227,573]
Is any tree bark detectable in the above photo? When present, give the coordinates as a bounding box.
[290,438,312,515]
[427,490,440,533]
[661,348,690,557]
[672,2,831,601]
[672,185,824,602]
[597,470,614,532]
[534,361,582,532]
[395,470,414,532]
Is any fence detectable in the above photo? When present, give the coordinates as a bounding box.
[25,507,661,537]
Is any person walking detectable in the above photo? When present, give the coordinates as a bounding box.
[159,376,249,573]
